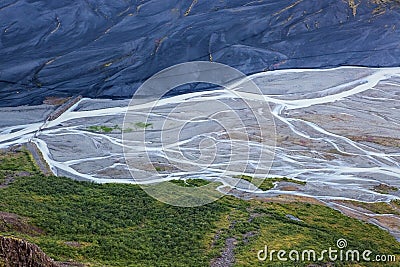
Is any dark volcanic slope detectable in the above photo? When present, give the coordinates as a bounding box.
[0,0,399,106]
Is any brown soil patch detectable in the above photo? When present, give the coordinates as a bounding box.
[43,96,71,106]
[63,241,82,248]
[0,212,43,236]
[347,135,400,147]
[258,194,324,205]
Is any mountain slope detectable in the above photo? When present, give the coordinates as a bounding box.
[0,0,399,106]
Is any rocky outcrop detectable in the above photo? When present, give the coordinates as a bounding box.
[47,95,82,121]
[0,212,43,236]
[0,236,58,267]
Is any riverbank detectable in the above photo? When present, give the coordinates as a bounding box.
[1,66,400,262]
[1,67,399,202]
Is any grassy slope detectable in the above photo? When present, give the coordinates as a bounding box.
[0,150,399,266]
[233,174,306,191]
[0,148,40,182]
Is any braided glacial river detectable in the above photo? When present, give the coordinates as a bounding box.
[1,66,400,206]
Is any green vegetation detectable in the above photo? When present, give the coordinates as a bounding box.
[134,122,153,129]
[0,175,226,266]
[0,148,40,184]
[122,127,134,133]
[154,166,164,172]
[170,179,211,187]
[373,183,398,194]
[152,164,174,173]
[0,150,399,266]
[223,199,400,266]
[233,175,306,191]
[86,123,152,133]
[87,125,120,133]
[0,149,38,173]
[340,200,400,216]
[123,122,153,133]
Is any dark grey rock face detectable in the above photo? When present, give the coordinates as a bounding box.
[0,0,399,106]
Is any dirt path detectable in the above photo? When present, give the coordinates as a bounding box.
[210,237,236,267]
[25,142,52,176]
